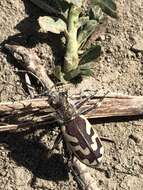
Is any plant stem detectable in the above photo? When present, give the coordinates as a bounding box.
[64,5,81,73]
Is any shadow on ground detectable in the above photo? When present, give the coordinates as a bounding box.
[0,130,69,182]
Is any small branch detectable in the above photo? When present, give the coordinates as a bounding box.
[0,95,143,132]
[83,95,143,118]
[4,44,54,90]
[0,98,55,132]
[1,95,143,118]
[0,98,49,113]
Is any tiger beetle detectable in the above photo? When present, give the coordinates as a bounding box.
[47,90,106,168]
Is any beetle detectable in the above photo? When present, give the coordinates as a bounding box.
[48,90,104,167]
[61,114,104,167]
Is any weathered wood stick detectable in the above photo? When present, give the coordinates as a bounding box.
[4,44,54,90]
[0,95,143,132]
[84,95,143,118]
[0,95,143,118]
[0,98,55,132]
[0,98,50,113]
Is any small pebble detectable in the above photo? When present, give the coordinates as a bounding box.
[129,134,141,144]
[105,168,112,178]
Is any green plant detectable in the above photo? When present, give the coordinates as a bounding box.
[31,0,117,82]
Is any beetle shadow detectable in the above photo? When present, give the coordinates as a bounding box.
[89,115,143,125]
[0,129,69,182]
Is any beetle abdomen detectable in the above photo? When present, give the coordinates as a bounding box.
[61,115,104,167]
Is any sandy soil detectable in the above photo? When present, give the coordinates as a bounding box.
[0,0,143,190]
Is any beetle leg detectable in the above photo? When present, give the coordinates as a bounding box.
[75,91,98,109]
[69,159,88,190]
[67,151,74,168]
[64,152,87,189]
[79,91,109,115]
[47,131,62,158]
[62,138,74,165]
[80,104,98,115]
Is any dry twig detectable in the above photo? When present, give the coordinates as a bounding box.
[0,95,143,132]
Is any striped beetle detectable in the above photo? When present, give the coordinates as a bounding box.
[61,114,104,167]
[49,91,104,168]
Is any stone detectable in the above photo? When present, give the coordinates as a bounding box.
[131,35,143,53]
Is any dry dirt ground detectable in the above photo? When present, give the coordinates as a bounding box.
[0,0,143,190]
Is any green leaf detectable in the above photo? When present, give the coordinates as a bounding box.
[64,63,95,80]
[64,68,81,80]
[79,62,95,70]
[77,20,98,48]
[38,16,66,34]
[79,62,95,76]
[80,69,94,76]
[91,0,117,18]
[80,44,101,64]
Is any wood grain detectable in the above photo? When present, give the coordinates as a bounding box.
[0,95,143,132]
